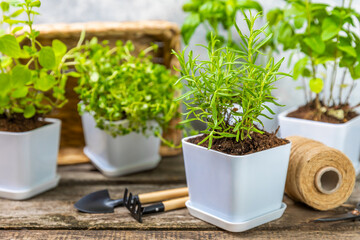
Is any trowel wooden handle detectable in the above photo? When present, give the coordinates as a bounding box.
[163,196,189,211]
[138,187,188,204]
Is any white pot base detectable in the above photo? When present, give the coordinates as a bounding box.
[186,201,287,232]
[84,147,161,177]
[0,175,60,200]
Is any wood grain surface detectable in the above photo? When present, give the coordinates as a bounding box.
[1,152,360,239]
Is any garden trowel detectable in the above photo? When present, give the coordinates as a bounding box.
[74,187,188,213]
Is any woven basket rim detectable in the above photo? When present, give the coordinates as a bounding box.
[25,20,179,37]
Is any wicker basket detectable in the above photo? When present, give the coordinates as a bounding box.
[25,21,183,164]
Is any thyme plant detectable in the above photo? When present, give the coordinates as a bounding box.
[74,38,180,137]
[174,12,287,148]
[268,0,360,120]
[181,0,262,48]
[0,0,72,119]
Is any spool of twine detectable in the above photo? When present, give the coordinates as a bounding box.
[285,136,355,211]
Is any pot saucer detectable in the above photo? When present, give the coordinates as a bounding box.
[186,201,287,232]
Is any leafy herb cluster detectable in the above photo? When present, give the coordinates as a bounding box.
[181,0,262,48]
[267,0,360,118]
[74,38,180,137]
[174,12,287,148]
[0,0,72,119]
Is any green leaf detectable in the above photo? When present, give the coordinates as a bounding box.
[10,8,24,18]
[237,0,262,12]
[278,22,293,43]
[0,73,11,96]
[293,57,308,80]
[35,75,56,91]
[52,39,67,57]
[181,13,201,44]
[309,78,324,94]
[30,1,41,7]
[294,17,306,29]
[321,16,340,41]
[11,26,23,34]
[66,71,81,78]
[338,45,357,57]
[39,47,56,69]
[0,34,21,58]
[0,2,9,12]
[11,86,28,98]
[303,36,325,54]
[11,65,32,87]
[24,105,36,118]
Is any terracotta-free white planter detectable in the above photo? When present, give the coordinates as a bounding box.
[278,107,360,173]
[82,112,161,177]
[0,118,61,200]
[182,135,291,232]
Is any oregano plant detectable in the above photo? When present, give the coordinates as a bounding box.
[181,0,262,48]
[174,12,288,148]
[73,38,180,138]
[267,0,360,121]
[0,0,73,120]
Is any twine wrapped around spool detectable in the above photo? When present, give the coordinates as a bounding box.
[285,136,355,211]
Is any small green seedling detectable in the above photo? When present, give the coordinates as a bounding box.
[0,0,73,120]
[73,38,180,138]
[174,12,288,148]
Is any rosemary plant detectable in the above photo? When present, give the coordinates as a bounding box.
[174,12,287,148]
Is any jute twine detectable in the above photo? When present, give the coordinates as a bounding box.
[285,136,355,211]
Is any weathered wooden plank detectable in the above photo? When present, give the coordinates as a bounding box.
[1,229,359,240]
[1,183,360,232]
[57,155,186,184]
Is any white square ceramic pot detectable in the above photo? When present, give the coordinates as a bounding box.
[0,118,61,200]
[182,135,291,232]
[82,112,161,177]
[278,107,360,173]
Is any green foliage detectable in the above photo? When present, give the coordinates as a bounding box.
[0,0,72,119]
[174,12,287,148]
[267,0,360,108]
[181,0,262,48]
[73,38,180,137]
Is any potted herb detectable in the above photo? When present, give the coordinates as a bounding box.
[268,0,360,172]
[174,13,291,232]
[181,0,262,48]
[0,0,72,199]
[74,39,180,177]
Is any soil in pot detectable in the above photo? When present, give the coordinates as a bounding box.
[188,128,289,156]
[287,101,358,124]
[0,114,49,132]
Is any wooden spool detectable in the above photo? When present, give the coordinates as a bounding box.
[21,21,183,164]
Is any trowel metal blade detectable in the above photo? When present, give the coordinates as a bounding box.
[74,189,116,213]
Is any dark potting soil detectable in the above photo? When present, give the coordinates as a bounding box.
[188,129,289,156]
[0,114,49,132]
[287,101,358,124]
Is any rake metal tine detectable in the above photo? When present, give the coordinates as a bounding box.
[123,188,129,205]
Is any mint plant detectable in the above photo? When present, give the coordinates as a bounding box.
[0,0,73,120]
[74,38,180,137]
[181,0,262,48]
[267,0,360,120]
[174,12,287,148]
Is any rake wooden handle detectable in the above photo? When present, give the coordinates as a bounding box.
[163,196,189,211]
[138,187,188,204]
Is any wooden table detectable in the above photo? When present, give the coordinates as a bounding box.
[1,150,360,239]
